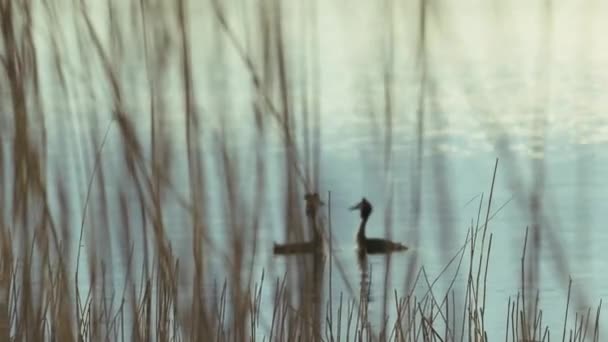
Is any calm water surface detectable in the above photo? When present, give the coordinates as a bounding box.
[26,0,608,338]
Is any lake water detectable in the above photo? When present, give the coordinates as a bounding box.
[6,0,608,339]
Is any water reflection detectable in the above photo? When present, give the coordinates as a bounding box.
[273,251,326,339]
[309,251,326,336]
[271,192,327,338]
[357,252,371,317]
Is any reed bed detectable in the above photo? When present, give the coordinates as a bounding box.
[0,0,603,341]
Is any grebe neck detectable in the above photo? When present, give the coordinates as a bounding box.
[309,215,321,242]
[357,216,368,243]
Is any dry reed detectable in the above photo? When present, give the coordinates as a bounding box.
[0,0,602,341]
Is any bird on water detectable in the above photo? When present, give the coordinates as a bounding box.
[349,197,407,254]
[273,193,325,254]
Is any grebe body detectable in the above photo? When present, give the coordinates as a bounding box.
[350,197,407,254]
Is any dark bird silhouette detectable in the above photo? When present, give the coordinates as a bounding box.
[273,193,325,254]
[350,197,407,254]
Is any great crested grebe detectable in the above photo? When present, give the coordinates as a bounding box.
[350,197,407,254]
[273,193,325,254]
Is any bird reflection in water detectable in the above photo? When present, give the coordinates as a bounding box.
[271,192,327,338]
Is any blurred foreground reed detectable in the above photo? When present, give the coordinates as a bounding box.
[0,0,602,340]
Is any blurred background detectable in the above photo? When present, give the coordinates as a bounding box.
[0,0,606,340]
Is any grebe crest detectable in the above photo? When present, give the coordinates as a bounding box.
[349,197,372,219]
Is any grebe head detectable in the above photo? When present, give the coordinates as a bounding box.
[304,193,324,217]
[349,197,372,219]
